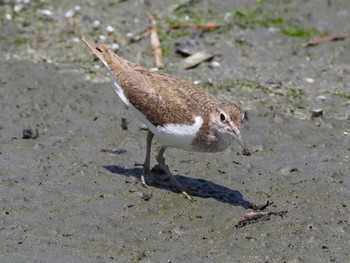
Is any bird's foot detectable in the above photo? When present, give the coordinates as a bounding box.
[152,165,193,201]
[136,163,193,201]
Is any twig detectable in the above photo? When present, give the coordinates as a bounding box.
[170,23,221,30]
[303,34,348,47]
[235,210,288,228]
[100,148,127,154]
[148,13,164,68]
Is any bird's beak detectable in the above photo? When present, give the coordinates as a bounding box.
[231,125,251,156]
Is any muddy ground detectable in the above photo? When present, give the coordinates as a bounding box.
[0,0,349,262]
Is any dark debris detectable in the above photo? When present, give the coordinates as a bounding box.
[22,126,39,139]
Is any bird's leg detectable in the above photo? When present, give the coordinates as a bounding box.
[140,133,192,201]
[156,146,193,201]
[141,131,154,187]
[140,131,164,187]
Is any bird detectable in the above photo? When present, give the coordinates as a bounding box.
[82,35,250,200]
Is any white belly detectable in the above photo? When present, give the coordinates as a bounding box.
[156,116,203,150]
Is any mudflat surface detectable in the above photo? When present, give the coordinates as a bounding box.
[1,0,349,262]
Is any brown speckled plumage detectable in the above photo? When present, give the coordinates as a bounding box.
[82,35,247,150]
[82,36,247,150]
[83,36,223,126]
[87,44,220,126]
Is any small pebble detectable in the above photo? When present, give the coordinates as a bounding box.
[267,80,282,88]
[311,109,323,119]
[126,32,134,38]
[5,13,12,20]
[125,176,137,184]
[268,27,280,33]
[106,25,114,33]
[39,9,52,16]
[65,9,75,18]
[109,43,120,51]
[170,224,185,236]
[305,78,314,83]
[14,4,23,13]
[278,166,298,176]
[99,35,106,41]
[23,127,39,139]
[316,95,326,101]
[209,61,221,68]
[72,37,80,43]
[224,12,232,21]
[93,20,101,29]
[142,192,152,201]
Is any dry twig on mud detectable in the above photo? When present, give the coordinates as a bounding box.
[148,13,164,68]
[235,200,287,228]
[303,34,348,47]
[100,148,127,154]
[235,210,288,228]
[170,23,221,30]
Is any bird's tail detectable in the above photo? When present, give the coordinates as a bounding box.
[81,35,113,70]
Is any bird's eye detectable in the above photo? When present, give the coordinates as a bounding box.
[220,113,226,122]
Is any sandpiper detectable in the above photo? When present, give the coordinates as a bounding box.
[82,36,250,200]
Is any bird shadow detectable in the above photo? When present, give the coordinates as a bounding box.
[103,165,253,209]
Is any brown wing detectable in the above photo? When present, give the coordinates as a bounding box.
[82,36,221,126]
[134,69,222,124]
